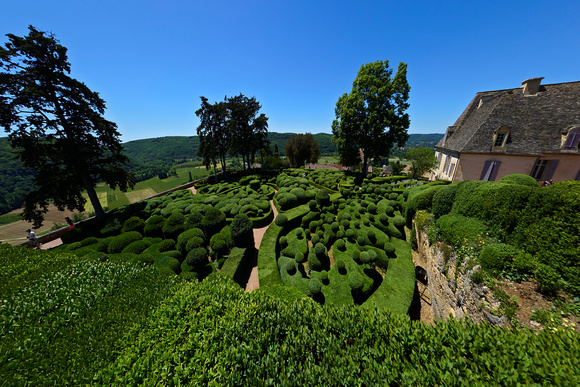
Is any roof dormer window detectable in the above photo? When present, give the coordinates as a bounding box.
[562,126,580,150]
[492,126,509,150]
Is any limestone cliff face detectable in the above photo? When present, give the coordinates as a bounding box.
[414,227,508,326]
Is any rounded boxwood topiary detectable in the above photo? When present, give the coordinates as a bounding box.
[320,270,328,283]
[334,239,346,252]
[122,216,145,234]
[393,216,406,229]
[308,252,322,271]
[295,251,306,263]
[315,242,326,256]
[286,259,296,275]
[210,235,228,256]
[186,237,205,252]
[384,242,395,256]
[157,239,176,253]
[499,174,539,187]
[79,237,99,247]
[385,206,395,216]
[357,235,366,246]
[185,212,203,229]
[348,271,364,292]
[315,189,330,208]
[279,236,288,247]
[345,229,355,240]
[336,259,346,274]
[231,213,254,248]
[275,214,288,227]
[309,278,322,295]
[202,207,226,238]
[163,212,186,240]
[144,215,165,238]
[185,247,208,268]
[154,256,180,275]
[311,234,320,245]
[122,239,152,254]
[108,231,143,254]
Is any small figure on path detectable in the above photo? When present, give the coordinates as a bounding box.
[26,228,40,249]
[65,216,75,229]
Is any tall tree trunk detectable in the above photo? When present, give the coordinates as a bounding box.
[213,160,218,182]
[221,155,227,180]
[362,155,369,177]
[81,173,105,222]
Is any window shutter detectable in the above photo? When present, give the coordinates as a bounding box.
[480,160,494,181]
[544,160,559,180]
[489,160,501,181]
[564,132,580,148]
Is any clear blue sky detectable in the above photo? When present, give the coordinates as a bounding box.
[2,1,579,142]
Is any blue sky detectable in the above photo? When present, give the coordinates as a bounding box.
[2,0,579,142]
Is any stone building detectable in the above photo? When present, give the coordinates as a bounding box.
[431,78,580,183]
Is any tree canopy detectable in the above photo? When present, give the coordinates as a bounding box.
[285,133,321,167]
[405,147,437,179]
[332,60,410,175]
[195,94,268,175]
[0,26,133,226]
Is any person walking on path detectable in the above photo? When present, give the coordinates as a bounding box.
[25,228,40,249]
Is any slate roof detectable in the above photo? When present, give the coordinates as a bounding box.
[436,80,580,155]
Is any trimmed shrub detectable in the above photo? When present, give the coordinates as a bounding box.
[335,239,346,252]
[231,213,254,248]
[295,252,306,264]
[432,184,458,219]
[154,256,180,275]
[100,218,122,237]
[157,239,176,253]
[308,252,322,271]
[122,216,145,234]
[286,259,296,275]
[185,212,203,229]
[122,239,152,254]
[384,242,395,257]
[186,237,205,252]
[314,242,326,256]
[500,174,538,187]
[436,214,488,247]
[275,214,288,227]
[336,259,346,273]
[315,189,330,208]
[163,212,186,240]
[200,207,225,238]
[309,278,322,295]
[177,228,205,255]
[210,234,229,256]
[108,231,142,254]
[79,237,99,247]
[348,271,364,292]
[479,243,518,273]
[144,215,165,238]
[311,234,320,245]
[185,247,209,268]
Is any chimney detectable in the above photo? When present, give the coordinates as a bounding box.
[521,77,544,96]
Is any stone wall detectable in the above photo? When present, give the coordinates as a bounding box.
[414,226,508,326]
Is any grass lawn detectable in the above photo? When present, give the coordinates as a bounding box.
[0,212,22,226]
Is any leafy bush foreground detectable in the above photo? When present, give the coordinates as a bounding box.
[96,273,580,386]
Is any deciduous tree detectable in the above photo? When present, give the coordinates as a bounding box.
[285,133,321,167]
[405,147,436,178]
[227,94,268,171]
[0,26,133,227]
[332,60,410,176]
[196,97,229,181]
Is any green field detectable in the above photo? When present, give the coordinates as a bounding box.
[84,167,210,214]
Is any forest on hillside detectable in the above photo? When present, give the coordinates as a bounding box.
[0,133,442,215]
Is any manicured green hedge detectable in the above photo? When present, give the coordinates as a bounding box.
[220,246,253,286]
[95,273,580,386]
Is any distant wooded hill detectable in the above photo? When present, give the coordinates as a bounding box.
[123,132,443,164]
[0,132,442,215]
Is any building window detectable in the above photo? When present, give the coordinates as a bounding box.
[494,132,507,147]
[480,160,501,181]
[563,131,580,149]
[530,159,559,181]
[530,160,548,180]
[443,156,450,174]
[493,126,509,149]
[448,163,455,177]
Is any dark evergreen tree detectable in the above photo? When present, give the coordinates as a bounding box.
[285,133,321,167]
[0,26,133,226]
[195,97,229,181]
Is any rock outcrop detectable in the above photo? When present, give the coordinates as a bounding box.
[414,227,508,326]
